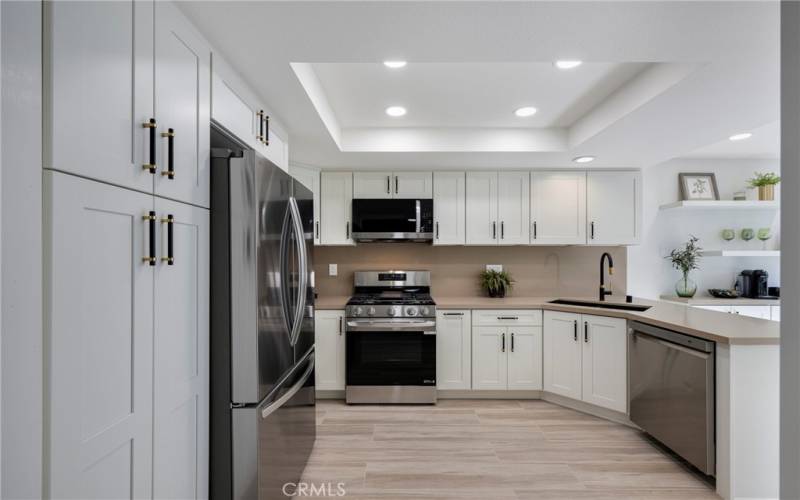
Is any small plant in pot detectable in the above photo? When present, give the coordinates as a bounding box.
[480,269,514,298]
[666,235,702,298]
[748,172,781,201]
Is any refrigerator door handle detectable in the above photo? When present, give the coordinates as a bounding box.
[288,196,308,347]
[261,352,315,420]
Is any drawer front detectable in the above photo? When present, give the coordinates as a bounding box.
[472,309,542,326]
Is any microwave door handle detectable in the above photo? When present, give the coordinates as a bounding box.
[415,200,421,233]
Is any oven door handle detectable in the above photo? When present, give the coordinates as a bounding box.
[346,320,436,332]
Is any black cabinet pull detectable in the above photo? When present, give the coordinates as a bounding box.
[533,221,537,239]
[492,221,497,239]
[161,128,175,179]
[497,316,518,320]
[394,176,398,194]
[161,214,174,265]
[257,110,264,142]
[511,332,515,352]
[315,221,320,239]
[436,221,440,239]
[346,221,350,239]
[387,176,391,194]
[573,320,578,341]
[142,119,156,174]
[501,333,505,353]
[591,221,595,240]
[142,211,156,265]
[338,316,342,335]
[584,321,589,342]
[501,221,505,239]
[264,115,270,145]
[443,312,464,316]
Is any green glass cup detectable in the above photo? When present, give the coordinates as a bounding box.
[721,229,735,241]
[741,228,755,241]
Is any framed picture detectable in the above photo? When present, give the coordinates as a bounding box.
[679,173,719,201]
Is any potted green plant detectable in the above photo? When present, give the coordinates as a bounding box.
[479,269,514,298]
[666,236,702,298]
[747,172,781,201]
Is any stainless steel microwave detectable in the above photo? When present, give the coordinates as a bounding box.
[351,199,433,242]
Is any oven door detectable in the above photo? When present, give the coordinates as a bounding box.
[345,320,436,388]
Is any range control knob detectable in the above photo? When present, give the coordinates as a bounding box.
[406,306,418,317]
[387,307,397,317]
[353,306,363,316]
[367,307,376,316]
[420,307,430,316]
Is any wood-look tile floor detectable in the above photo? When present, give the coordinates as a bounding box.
[301,399,719,500]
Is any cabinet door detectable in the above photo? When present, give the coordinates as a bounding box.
[466,172,498,245]
[211,71,259,149]
[732,305,772,320]
[353,172,393,199]
[46,171,154,499]
[772,306,781,322]
[152,198,209,499]
[320,172,354,245]
[291,166,322,245]
[433,172,466,245]
[695,305,733,313]
[154,2,211,207]
[581,315,627,413]
[587,171,640,245]
[472,326,508,390]
[394,172,433,199]
[436,311,472,390]
[46,0,154,194]
[543,311,582,400]
[531,171,587,245]
[497,171,530,245]
[507,326,543,390]
[314,311,346,391]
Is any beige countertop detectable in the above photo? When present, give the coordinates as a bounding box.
[316,294,779,346]
[659,295,780,306]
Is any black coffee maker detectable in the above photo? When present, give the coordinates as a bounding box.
[736,270,770,298]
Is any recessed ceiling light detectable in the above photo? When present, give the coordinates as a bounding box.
[729,132,752,141]
[573,155,595,163]
[385,106,407,117]
[515,106,538,117]
[555,60,583,70]
[383,61,407,69]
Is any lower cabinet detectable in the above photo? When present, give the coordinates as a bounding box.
[436,310,472,390]
[695,304,780,321]
[46,171,209,498]
[472,310,542,390]
[315,310,346,390]
[543,310,627,413]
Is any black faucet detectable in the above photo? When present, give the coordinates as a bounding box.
[599,252,614,301]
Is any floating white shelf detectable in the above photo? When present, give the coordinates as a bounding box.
[700,250,780,257]
[659,200,779,211]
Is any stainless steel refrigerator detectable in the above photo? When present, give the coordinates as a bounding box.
[210,127,316,500]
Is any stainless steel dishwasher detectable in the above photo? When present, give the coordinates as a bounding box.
[629,321,715,475]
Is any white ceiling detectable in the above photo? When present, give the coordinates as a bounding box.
[682,121,780,159]
[178,1,779,169]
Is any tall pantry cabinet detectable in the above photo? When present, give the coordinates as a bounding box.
[44,2,210,499]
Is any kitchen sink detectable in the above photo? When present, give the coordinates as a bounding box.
[548,299,652,312]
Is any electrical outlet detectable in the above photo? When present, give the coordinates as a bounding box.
[486,264,503,272]
[329,264,338,276]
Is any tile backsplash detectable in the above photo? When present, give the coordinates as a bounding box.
[313,244,627,298]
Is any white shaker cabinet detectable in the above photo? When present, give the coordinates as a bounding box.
[153,2,211,207]
[543,311,583,400]
[507,326,543,390]
[530,171,587,245]
[472,310,543,391]
[436,310,472,390]
[45,0,155,194]
[46,171,155,499]
[291,165,322,245]
[732,305,772,320]
[587,171,641,245]
[152,197,210,500]
[394,172,433,198]
[353,172,433,199]
[497,171,530,245]
[320,172,354,245]
[466,172,499,245]
[472,326,508,390]
[353,172,393,199]
[315,311,346,391]
[433,172,466,245]
[580,314,627,413]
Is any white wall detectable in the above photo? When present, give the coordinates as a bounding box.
[1,2,43,498]
[628,158,780,299]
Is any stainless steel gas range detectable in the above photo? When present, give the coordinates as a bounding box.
[345,271,437,404]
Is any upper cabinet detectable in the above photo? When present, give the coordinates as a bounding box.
[45,1,211,208]
[291,166,321,245]
[531,172,587,245]
[587,171,641,245]
[153,2,211,207]
[320,172,354,245]
[433,172,466,245]
[353,172,433,199]
[466,172,529,245]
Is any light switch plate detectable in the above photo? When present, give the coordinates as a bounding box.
[329,264,338,276]
[486,264,503,272]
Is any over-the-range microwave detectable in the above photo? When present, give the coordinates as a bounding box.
[351,198,433,242]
